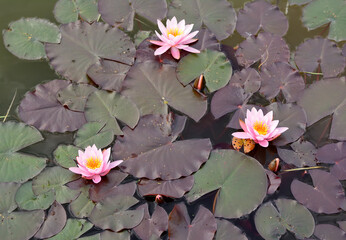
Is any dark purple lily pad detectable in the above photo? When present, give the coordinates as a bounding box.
[98,0,167,31]
[314,224,346,240]
[57,83,96,112]
[236,0,288,37]
[133,204,168,240]
[266,103,307,146]
[338,221,346,232]
[100,230,130,240]
[291,169,346,214]
[45,21,135,83]
[122,62,208,122]
[18,80,86,133]
[235,32,290,68]
[168,204,216,240]
[214,219,248,240]
[330,99,346,141]
[277,140,317,167]
[34,201,67,239]
[317,142,346,180]
[190,28,220,52]
[229,68,261,94]
[297,77,346,126]
[113,114,212,180]
[294,37,346,78]
[87,59,131,92]
[260,62,305,103]
[266,170,281,195]
[138,176,194,198]
[168,0,237,40]
[343,44,346,57]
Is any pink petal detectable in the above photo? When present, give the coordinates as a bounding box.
[171,47,180,59]
[69,167,93,177]
[92,175,101,184]
[171,17,178,28]
[257,109,264,119]
[179,38,198,45]
[275,127,289,135]
[239,119,248,132]
[155,31,170,43]
[177,19,185,30]
[109,160,123,169]
[183,24,193,35]
[268,120,279,133]
[264,111,273,122]
[258,140,269,147]
[157,19,167,35]
[149,40,166,46]
[182,46,200,53]
[232,132,251,139]
[183,30,199,40]
[102,148,111,162]
[154,45,171,55]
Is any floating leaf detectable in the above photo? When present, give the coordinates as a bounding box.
[35,201,67,239]
[214,219,248,240]
[122,62,208,122]
[186,150,267,219]
[32,166,80,204]
[235,32,290,68]
[134,31,151,47]
[294,38,346,78]
[288,0,312,6]
[0,182,20,214]
[177,49,232,92]
[113,114,211,180]
[3,18,60,60]
[47,219,93,240]
[317,142,346,180]
[138,176,194,198]
[168,204,216,240]
[45,21,135,83]
[190,28,220,52]
[53,145,80,169]
[100,231,130,240]
[84,90,140,135]
[69,191,95,218]
[277,140,316,167]
[297,77,346,126]
[74,122,114,148]
[89,195,144,232]
[267,103,307,146]
[330,99,346,141]
[87,59,131,92]
[266,170,281,195]
[254,199,315,240]
[0,122,46,182]
[57,83,96,112]
[314,224,346,240]
[79,234,100,240]
[291,170,346,214]
[18,80,86,133]
[54,0,99,24]
[15,181,55,210]
[236,0,288,37]
[168,0,237,40]
[260,62,305,103]
[98,0,167,31]
[133,204,168,240]
[228,68,261,94]
[302,0,346,42]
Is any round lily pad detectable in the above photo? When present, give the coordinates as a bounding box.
[277,140,317,167]
[0,182,20,214]
[84,90,140,135]
[228,68,261,94]
[54,0,100,24]
[45,21,135,83]
[254,199,315,240]
[317,142,346,180]
[186,149,267,219]
[74,122,114,149]
[46,219,93,240]
[53,144,80,169]
[177,49,232,92]
[69,191,95,218]
[100,231,130,240]
[3,18,61,60]
[314,224,346,240]
[330,99,346,141]
[214,219,248,240]
[168,0,237,40]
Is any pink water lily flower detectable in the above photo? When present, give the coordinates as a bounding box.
[69,145,123,184]
[150,16,200,60]
[232,108,288,147]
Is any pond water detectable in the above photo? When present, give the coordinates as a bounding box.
[0,0,345,240]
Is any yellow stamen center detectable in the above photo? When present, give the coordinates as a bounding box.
[253,121,268,135]
[167,27,183,37]
[85,157,102,169]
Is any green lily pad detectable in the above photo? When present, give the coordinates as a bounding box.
[289,0,312,6]
[122,62,207,122]
[168,0,237,40]
[303,0,346,42]
[74,122,114,148]
[47,219,93,240]
[3,18,61,60]
[254,199,315,240]
[45,21,135,83]
[0,182,20,214]
[69,191,95,218]
[215,219,248,240]
[297,77,346,126]
[0,121,46,183]
[53,144,80,168]
[89,195,144,232]
[54,0,100,24]
[177,49,232,92]
[32,166,80,204]
[134,31,151,47]
[15,181,55,210]
[186,149,267,219]
[84,90,140,135]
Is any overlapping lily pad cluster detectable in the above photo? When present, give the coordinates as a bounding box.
[1,0,346,239]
